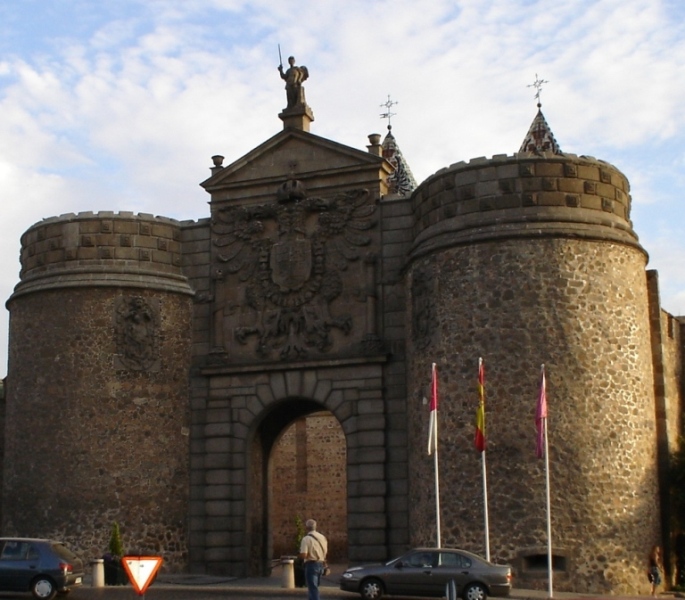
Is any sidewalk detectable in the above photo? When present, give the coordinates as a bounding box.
[100,562,682,599]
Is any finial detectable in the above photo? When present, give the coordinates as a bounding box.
[380,94,398,129]
[527,73,549,108]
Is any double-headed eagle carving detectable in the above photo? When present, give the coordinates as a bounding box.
[211,184,377,360]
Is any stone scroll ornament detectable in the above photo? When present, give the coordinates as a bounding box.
[211,183,377,360]
[115,296,159,371]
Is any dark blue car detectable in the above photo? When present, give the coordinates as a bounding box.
[0,538,84,600]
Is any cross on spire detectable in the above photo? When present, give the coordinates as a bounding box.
[527,73,549,108]
[380,95,398,129]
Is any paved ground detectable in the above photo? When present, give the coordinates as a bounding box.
[46,562,677,600]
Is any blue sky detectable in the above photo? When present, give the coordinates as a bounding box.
[1,0,684,376]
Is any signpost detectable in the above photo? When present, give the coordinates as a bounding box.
[121,555,163,596]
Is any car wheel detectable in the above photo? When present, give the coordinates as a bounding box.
[360,577,384,600]
[463,582,487,600]
[31,577,57,600]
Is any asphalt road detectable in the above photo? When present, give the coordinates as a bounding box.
[0,582,354,600]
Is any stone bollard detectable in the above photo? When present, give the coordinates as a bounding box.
[281,557,295,589]
[91,559,105,588]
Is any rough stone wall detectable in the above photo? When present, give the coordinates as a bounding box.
[407,239,657,593]
[5,288,192,568]
[4,213,194,571]
[405,155,660,594]
[270,413,347,560]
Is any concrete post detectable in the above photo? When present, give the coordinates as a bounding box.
[91,559,105,588]
[281,558,294,589]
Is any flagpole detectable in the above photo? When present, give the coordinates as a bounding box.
[536,363,553,598]
[428,362,441,548]
[481,451,490,561]
[433,363,441,548]
[543,417,553,597]
[435,434,441,548]
[476,357,490,561]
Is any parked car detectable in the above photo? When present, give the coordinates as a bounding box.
[0,538,84,599]
[340,547,512,600]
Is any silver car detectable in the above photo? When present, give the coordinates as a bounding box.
[340,547,512,600]
[0,538,84,600]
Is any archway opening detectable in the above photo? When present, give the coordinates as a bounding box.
[247,398,347,575]
[270,410,347,561]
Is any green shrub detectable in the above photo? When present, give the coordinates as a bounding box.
[109,522,124,557]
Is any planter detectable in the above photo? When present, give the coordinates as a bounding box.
[104,558,128,586]
[294,557,305,588]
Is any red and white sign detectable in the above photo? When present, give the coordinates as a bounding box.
[122,556,163,596]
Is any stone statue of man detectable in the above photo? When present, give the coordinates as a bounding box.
[278,56,309,109]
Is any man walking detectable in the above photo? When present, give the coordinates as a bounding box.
[299,518,328,600]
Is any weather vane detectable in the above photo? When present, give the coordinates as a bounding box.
[527,73,549,107]
[380,95,398,129]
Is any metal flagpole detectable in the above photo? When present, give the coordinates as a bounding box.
[477,357,490,561]
[543,416,553,597]
[435,439,441,548]
[481,452,490,561]
[429,362,441,549]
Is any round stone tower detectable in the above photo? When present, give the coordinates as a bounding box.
[4,212,193,569]
[406,152,658,593]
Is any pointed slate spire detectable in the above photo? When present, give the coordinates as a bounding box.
[383,125,417,196]
[519,106,562,155]
[519,74,562,155]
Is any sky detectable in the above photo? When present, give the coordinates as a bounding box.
[0,0,684,377]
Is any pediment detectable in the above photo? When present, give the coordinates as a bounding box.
[201,129,388,194]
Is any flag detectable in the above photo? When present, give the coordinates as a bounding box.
[427,363,438,455]
[475,357,486,452]
[535,364,547,458]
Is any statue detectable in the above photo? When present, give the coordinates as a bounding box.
[278,55,309,109]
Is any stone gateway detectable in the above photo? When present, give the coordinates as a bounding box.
[2,75,682,595]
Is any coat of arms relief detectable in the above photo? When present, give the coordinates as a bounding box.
[210,180,378,361]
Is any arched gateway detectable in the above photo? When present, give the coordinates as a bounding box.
[191,362,393,578]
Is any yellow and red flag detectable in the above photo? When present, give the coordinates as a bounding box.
[475,357,486,452]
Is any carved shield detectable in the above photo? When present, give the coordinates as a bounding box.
[270,237,312,291]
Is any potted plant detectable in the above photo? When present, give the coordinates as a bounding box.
[103,522,128,585]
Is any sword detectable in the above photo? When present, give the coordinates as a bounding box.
[278,43,283,69]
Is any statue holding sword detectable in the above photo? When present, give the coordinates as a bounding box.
[277,45,309,109]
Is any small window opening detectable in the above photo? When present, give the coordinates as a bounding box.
[523,554,567,572]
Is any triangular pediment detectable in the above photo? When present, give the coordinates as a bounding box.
[201,129,389,198]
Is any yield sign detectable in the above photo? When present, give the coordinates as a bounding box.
[122,555,163,595]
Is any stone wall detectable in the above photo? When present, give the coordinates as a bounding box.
[4,213,194,571]
[405,155,659,594]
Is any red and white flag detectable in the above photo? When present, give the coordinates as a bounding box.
[535,365,547,459]
[427,363,438,455]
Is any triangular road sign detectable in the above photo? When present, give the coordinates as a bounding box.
[122,555,163,595]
